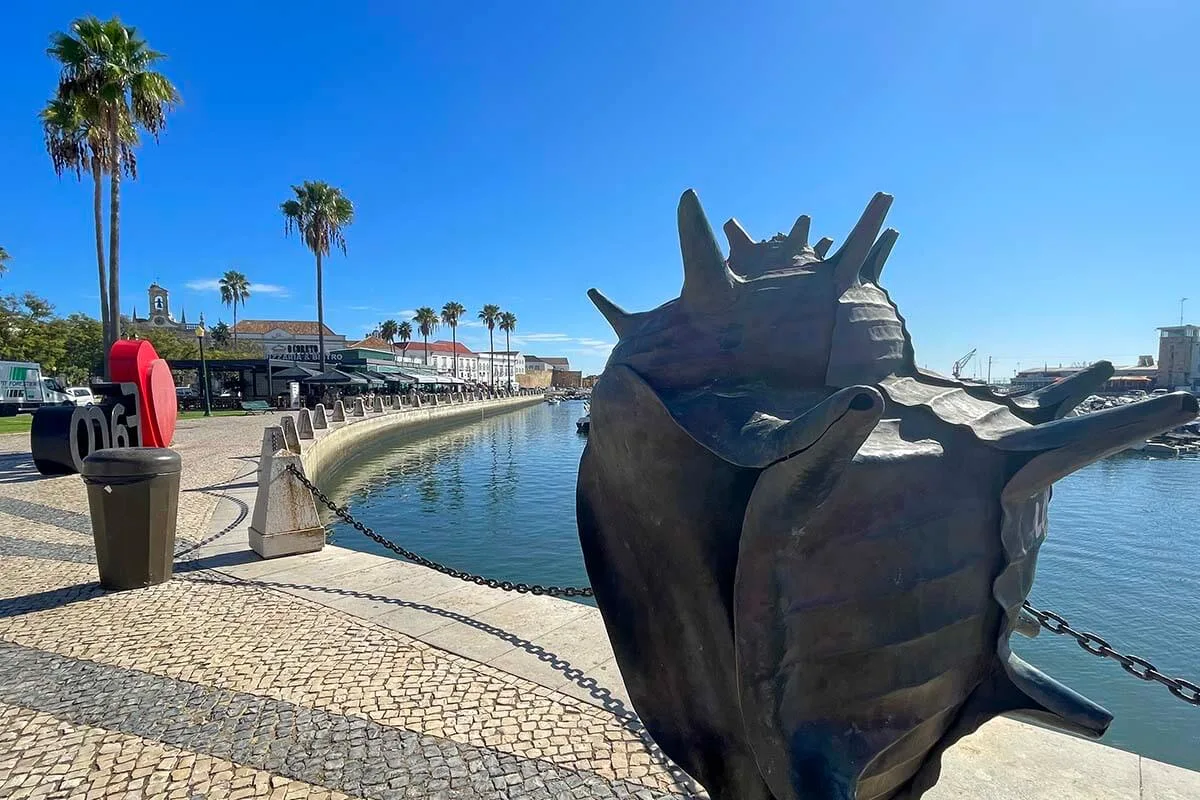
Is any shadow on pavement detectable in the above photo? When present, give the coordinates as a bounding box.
[0,452,49,485]
[181,572,702,798]
[0,582,104,618]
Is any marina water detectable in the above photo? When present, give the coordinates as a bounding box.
[326,401,1200,770]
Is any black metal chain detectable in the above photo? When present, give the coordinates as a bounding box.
[1022,602,1200,706]
[285,463,1197,705]
[286,463,594,599]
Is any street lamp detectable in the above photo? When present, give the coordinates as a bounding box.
[196,314,212,417]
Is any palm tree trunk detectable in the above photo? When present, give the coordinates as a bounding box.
[505,330,511,388]
[489,329,495,387]
[106,112,122,353]
[424,336,429,365]
[232,301,238,345]
[316,251,326,371]
[91,159,110,375]
[451,326,457,378]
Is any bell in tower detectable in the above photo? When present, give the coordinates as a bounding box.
[148,283,172,326]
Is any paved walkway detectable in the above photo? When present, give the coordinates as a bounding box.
[0,415,689,799]
[1,410,1197,799]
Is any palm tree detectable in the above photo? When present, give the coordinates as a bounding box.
[49,15,180,348]
[379,319,399,352]
[499,311,517,389]
[0,247,9,276]
[478,304,501,387]
[281,181,355,371]
[398,320,413,350]
[440,302,466,378]
[218,270,251,344]
[40,93,135,363]
[414,307,438,367]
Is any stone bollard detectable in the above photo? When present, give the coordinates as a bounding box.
[259,425,285,478]
[249,447,324,559]
[353,397,366,417]
[372,396,385,414]
[332,400,346,423]
[296,408,315,440]
[431,394,439,406]
[313,403,329,429]
[280,415,303,454]
[394,394,403,409]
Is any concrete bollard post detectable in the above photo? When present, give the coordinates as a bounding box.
[313,403,328,429]
[249,449,324,559]
[259,425,285,479]
[296,408,315,439]
[372,395,385,414]
[332,401,346,423]
[280,415,302,454]
[431,394,439,406]
[353,397,366,417]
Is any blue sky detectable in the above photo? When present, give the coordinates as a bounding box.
[3,1,1198,379]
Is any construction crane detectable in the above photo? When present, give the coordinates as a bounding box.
[952,348,977,379]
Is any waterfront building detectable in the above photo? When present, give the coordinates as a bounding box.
[1157,325,1200,391]
[477,350,525,388]
[231,319,348,361]
[396,340,480,380]
[1010,360,1162,395]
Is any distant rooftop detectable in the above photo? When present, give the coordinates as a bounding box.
[396,340,476,356]
[232,319,339,336]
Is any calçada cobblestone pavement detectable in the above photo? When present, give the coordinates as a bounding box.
[0,414,691,799]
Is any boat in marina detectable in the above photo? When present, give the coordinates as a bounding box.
[576,403,590,434]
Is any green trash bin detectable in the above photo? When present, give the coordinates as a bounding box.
[82,447,182,590]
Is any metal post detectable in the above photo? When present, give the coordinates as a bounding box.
[197,315,212,417]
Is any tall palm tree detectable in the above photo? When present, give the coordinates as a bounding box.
[0,247,9,276]
[281,181,355,371]
[478,304,501,387]
[49,15,180,348]
[218,270,251,344]
[379,319,399,352]
[413,308,438,367]
[499,311,517,389]
[398,320,413,350]
[40,93,135,364]
[440,301,466,378]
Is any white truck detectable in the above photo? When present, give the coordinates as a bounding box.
[0,361,71,416]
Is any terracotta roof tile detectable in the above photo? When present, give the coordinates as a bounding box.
[232,319,339,336]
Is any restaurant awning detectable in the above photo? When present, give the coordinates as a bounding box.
[396,371,442,385]
[272,365,321,379]
[302,369,368,385]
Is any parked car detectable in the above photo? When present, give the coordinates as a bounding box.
[65,387,96,406]
[176,386,200,400]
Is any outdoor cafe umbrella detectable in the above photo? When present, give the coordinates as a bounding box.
[301,368,368,385]
[272,365,321,379]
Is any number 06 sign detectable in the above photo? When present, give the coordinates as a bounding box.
[32,340,179,475]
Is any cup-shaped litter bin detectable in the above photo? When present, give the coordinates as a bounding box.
[82,447,182,590]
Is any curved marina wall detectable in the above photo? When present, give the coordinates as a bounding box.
[299,394,543,487]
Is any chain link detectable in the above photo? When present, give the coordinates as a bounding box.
[286,464,594,599]
[286,463,1197,705]
[1022,602,1200,706]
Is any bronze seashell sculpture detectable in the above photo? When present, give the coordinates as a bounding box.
[576,189,1198,800]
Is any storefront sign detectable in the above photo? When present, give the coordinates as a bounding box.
[31,340,177,475]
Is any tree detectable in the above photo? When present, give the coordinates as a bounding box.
[40,93,135,365]
[478,304,501,387]
[440,302,466,378]
[499,310,517,389]
[0,247,9,276]
[397,320,412,350]
[210,320,231,347]
[413,307,438,366]
[379,319,399,352]
[281,180,354,371]
[49,15,180,352]
[218,270,250,343]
